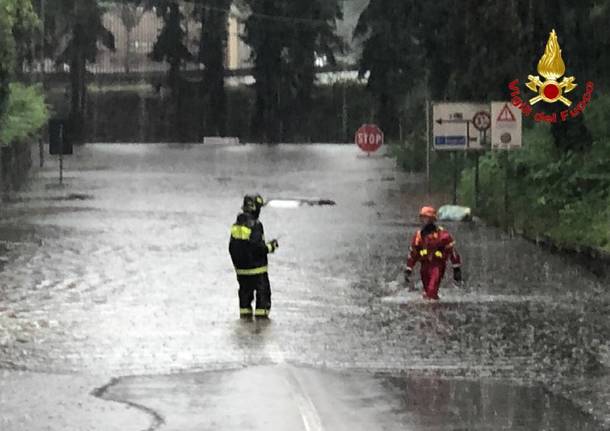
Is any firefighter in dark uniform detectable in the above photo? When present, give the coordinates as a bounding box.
[229,195,278,318]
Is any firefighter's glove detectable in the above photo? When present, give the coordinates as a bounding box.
[404,268,412,284]
[453,267,462,283]
[267,239,279,254]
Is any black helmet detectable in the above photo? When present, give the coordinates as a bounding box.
[242,194,265,217]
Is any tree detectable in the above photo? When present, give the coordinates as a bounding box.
[150,0,191,94]
[45,0,114,143]
[195,0,230,137]
[0,1,18,119]
[354,0,603,147]
[354,0,425,137]
[590,0,610,92]
[243,0,287,142]
[150,0,192,140]
[0,0,38,119]
[10,0,39,73]
[283,0,343,140]
[116,1,145,73]
[243,0,343,142]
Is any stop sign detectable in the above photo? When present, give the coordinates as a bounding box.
[355,124,384,153]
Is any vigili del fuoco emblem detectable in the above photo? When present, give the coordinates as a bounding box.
[525,29,577,106]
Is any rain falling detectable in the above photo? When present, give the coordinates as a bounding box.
[0,1,608,430]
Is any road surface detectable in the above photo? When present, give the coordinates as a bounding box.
[0,143,607,430]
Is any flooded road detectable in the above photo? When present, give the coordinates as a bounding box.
[0,144,608,430]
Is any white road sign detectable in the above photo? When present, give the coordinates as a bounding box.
[433,103,490,150]
[491,102,522,150]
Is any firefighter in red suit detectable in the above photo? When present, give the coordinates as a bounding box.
[404,206,462,300]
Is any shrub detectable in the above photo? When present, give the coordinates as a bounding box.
[456,95,610,253]
[0,83,48,145]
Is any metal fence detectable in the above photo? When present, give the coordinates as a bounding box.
[24,2,251,75]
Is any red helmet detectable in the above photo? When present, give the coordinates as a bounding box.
[419,206,437,219]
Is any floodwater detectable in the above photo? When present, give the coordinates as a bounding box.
[0,144,607,430]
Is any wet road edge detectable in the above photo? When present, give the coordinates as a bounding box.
[92,377,165,431]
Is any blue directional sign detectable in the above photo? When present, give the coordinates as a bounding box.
[433,103,490,151]
[435,136,467,147]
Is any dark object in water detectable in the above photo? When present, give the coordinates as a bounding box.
[309,199,336,206]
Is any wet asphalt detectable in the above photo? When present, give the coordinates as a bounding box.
[0,143,608,430]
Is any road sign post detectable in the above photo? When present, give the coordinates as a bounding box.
[49,119,73,185]
[355,124,384,155]
[59,124,63,184]
[471,110,491,210]
[428,101,521,211]
[452,152,458,204]
[472,148,479,208]
[432,103,490,206]
[490,102,522,228]
[504,151,510,229]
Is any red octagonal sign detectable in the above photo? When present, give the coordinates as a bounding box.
[355,124,384,153]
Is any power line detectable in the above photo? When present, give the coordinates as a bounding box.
[183,2,336,26]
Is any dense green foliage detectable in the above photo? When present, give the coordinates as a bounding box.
[458,95,610,252]
[0,82,48,145]
[0,0,46,147]
[370,1,610,253]
[0,1,16,119]
[0,0,38,118]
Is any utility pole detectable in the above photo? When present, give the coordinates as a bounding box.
[342,81,347,142]
[39,0,45,75]
[424,71,432,196]
[39,0,45,167]
[425,99,431,196]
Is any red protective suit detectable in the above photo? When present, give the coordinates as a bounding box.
[406,225,461,300]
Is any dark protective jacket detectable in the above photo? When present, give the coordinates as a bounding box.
[229,212,273,275]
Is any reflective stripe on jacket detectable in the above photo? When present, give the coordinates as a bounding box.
[229,212,271,275]
[406,225,461,271]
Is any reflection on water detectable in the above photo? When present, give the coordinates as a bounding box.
[98,366,603,431]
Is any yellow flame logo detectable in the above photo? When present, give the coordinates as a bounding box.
[537,30,566,80]
[526,29,577,106]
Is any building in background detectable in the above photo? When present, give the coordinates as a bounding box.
[89,1,366,75]
[226,6,251,71]
[97,5,201,74]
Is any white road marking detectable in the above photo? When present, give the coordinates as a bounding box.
[285,367,325,431]
[265,340,324,431]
